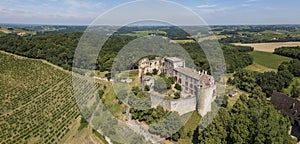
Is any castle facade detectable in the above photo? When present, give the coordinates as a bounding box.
[138,57,216,116]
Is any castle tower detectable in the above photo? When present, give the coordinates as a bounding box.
[196,75,216,116]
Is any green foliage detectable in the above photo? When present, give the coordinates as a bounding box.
[128,91,151,110]
[149,112,183,138]
[175,83,182,91]
[0,30,252,73]
[0,52,85,143]
[144,85,150,91]
[152,68,158,75]
[153,78,167,93]
[131,86,140,95]
[130,106,169,125]
[229,70,258,93]
[78,117,89,131]
[291,80,300,98]
[174,92,181,99]
[230,67,294,97]
[289,59,300,77]
[98,89,104,98]
[250,51,292,69]
[198,89,291,144]
[92,129,109,144]
[274,46,300,60]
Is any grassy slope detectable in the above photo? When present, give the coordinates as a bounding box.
[174,111,201,144]
[250,51,292,69]
[244,62,276,73]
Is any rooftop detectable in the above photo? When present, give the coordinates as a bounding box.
[174,67,213,84]
[271,91,300,124]
[165,57,184,62]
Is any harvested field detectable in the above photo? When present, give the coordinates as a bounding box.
[233,42,300,52]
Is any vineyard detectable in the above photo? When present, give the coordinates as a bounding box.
[0,51,106,144]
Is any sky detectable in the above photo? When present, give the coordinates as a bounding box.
[0,0,300,25]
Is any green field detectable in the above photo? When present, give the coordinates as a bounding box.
[250,51,292,69]
[176,111,201,144]
[244,63,276,73]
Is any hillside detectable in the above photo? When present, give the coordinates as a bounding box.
[0,51,106,144]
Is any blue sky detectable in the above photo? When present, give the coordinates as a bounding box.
[0,0,299,25]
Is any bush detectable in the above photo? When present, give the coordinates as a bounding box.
[174,92,181,99]
[144,85,150,91]
[152,69,158,75]
[174,83,182,91]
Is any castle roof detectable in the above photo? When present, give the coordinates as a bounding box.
[165,57,184,62]
[174,67,213,85]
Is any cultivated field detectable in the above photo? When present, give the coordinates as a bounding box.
[250,51,292,69]
[233,42,300,52]
[0,51,107,144]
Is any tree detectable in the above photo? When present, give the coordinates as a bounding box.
[131,86,140,95]
[152,68,158,75]
[144,85,150,91]
[174,92,181,99]
[154,78,167,93]
[174,83,182,91]
[291,80,300,98]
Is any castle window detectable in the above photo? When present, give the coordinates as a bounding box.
[190,90,193,95]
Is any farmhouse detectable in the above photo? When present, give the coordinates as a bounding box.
[138,57,216,116]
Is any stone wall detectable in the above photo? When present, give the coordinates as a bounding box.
[150,94,196,115]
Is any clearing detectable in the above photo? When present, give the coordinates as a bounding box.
[250,51,292,69]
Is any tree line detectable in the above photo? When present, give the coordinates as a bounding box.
[198,88,292,143]
[274,46,300,60]
[0,32,253,73]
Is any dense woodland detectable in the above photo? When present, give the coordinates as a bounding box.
[198,88,292,143]
[228,60,297,97]
[274,46,300,60]
[0,32,253,73]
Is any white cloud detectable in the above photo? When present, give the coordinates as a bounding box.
[246,0,259,2]
[197,4,217,9]
[64,0,103,10]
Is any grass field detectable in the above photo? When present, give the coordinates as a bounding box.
[233,42,300,52]
[244,63,276,73]
[250,51,292,69]
[0,27,36,36]
[174,111,201,144]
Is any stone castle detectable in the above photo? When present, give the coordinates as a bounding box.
[138,57,216,116]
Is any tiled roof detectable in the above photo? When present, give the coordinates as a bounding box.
[165,57,184,62]
[174,67,213,84]
[271,91,300,124]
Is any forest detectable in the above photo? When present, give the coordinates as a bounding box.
[0,32,253,73]
[198,88,292,143]
[274,46,300,59]
[228,58,300,97]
